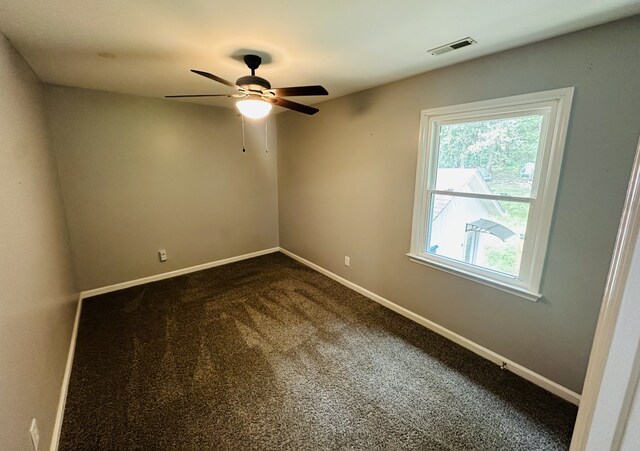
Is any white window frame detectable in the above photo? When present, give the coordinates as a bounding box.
[408,88,574,301]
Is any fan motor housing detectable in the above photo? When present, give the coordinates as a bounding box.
[236,75,271,90]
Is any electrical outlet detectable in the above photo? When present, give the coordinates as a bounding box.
[344,256,350,267]
[158,249,167,262]
[29,418,39,450]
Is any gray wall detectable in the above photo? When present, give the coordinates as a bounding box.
[0,35,77,449]
[46,87,279,290]
[277,16,640,393]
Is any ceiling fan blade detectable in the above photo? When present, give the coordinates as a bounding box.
[165,94,236,98]
[268,97,319,115]
[271,85,328,97]
[191,70,240,89]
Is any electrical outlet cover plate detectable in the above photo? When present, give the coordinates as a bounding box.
[158,249,167,262]
[344,256,350,267]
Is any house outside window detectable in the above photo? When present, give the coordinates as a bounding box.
[409,88,574,301]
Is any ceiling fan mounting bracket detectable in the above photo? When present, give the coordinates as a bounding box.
[243,54,262,76]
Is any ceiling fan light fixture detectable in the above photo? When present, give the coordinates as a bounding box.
[235,98,272,119]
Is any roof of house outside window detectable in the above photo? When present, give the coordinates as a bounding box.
[433,168,504,218]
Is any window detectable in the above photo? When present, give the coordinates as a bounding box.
[409,88,574,301]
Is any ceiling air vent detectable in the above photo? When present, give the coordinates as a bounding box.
[428,37,477,56]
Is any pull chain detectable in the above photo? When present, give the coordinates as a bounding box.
[241,115,246,152]
[265,118,269,154]
[240,115,270,154]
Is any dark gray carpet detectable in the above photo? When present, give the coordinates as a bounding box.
[60,252,576,450]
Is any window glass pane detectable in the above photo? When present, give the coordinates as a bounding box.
[435,115,543,198]
[427,194,530,276]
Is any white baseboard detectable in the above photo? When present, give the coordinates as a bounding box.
[51,295,83,451]
[80,247,280,299]
[279,247,581,406]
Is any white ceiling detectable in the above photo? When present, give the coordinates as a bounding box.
[0,0,639,110]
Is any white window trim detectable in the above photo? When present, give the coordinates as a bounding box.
[408,88,574,302]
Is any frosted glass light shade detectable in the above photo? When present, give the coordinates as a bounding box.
[236,99,272,119]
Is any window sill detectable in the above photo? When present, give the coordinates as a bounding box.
[407,254,541,302]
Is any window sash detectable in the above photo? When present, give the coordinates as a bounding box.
[427,107,553,201]
[420,192,533,286]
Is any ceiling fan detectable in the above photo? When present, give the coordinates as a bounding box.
[166,54,328,118]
